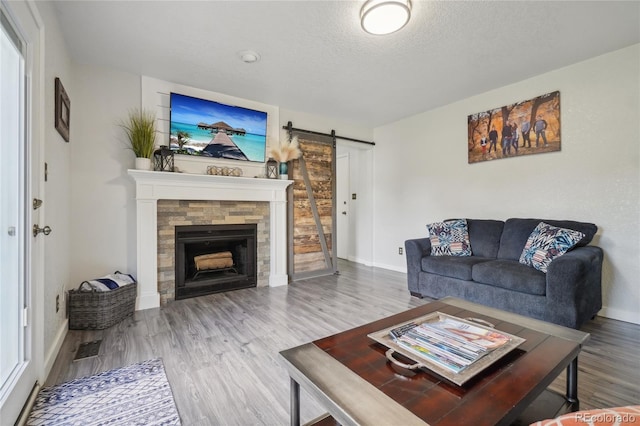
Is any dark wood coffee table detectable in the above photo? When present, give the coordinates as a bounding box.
[280,297,590,426]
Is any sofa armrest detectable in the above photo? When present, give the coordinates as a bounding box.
[545,246,603,328]
[405,238,431,294]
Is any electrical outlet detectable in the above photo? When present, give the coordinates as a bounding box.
[398,247,403,255]
[56,294,60,313]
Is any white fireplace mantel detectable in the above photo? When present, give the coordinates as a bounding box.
[128,170,292,310]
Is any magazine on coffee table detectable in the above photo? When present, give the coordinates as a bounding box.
[368,312,526,386]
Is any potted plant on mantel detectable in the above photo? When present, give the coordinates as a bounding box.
[269,135,301,179]
[121,108,156,170]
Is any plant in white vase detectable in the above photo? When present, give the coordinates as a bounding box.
[120,108,157,170]
[269,135,301,179]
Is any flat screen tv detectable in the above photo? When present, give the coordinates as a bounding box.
[170,92,267,162]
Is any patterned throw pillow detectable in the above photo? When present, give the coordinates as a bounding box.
[427,219,472,257]
[519,222,585,273]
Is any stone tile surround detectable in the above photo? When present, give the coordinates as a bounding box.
[157,200,270,304]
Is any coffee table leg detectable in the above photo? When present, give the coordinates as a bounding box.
[566,357,579,407]
[291,377,300,426]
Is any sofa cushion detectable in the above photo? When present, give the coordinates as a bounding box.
[519,222,585,273]
[422,256,493,281]
[472,259,546,296]
[497,218,598,260]
[427,219,472,256]
[467,219,505,258]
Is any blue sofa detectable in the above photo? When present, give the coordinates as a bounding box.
[405,218,603,329]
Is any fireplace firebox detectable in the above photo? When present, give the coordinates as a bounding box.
[175,224,257,300]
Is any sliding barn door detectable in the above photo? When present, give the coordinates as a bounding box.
[288,133,337,280]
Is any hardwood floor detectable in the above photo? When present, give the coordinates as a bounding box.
[47,260,639,425]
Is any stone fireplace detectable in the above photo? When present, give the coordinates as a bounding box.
[128,170,292,310]
[157,201,268,303]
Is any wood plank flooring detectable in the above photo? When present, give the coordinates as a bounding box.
[47,260,639,425]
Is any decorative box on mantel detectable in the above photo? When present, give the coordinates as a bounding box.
[128,170,293,310]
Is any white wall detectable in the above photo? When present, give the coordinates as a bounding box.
[37,0,73,373]
[372,44,640,324]
[69,64,140,285]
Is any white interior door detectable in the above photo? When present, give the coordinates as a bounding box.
[336,154,350,260]
[0,2,43,423]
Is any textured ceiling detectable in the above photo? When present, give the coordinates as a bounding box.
[50,1,640,127]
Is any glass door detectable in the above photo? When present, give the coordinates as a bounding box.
[0,3,41,423]
[0,5,27,396]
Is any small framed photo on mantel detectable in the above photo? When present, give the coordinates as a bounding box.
[55,77,70,142]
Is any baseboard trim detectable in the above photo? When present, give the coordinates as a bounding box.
[44,319,68,379]
[348,256,373,267]
[598,305,640,325]
[14,382,40,426]
[371,261,407,274]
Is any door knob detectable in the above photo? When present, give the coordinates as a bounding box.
[33,224,52,237]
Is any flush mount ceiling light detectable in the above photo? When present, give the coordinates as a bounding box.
[360,0,412,35]
[238,50,260,64]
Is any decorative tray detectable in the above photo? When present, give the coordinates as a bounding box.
[367,312,526,386]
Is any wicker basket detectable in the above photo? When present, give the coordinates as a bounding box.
[68,282,137,330]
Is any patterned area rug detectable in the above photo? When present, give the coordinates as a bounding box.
[27,358,181,425]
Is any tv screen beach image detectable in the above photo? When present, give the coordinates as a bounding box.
[170,93,267,162]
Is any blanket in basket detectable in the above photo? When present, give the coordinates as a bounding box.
[79,272,135,292]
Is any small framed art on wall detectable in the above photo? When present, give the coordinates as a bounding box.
[55,77,70,142]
